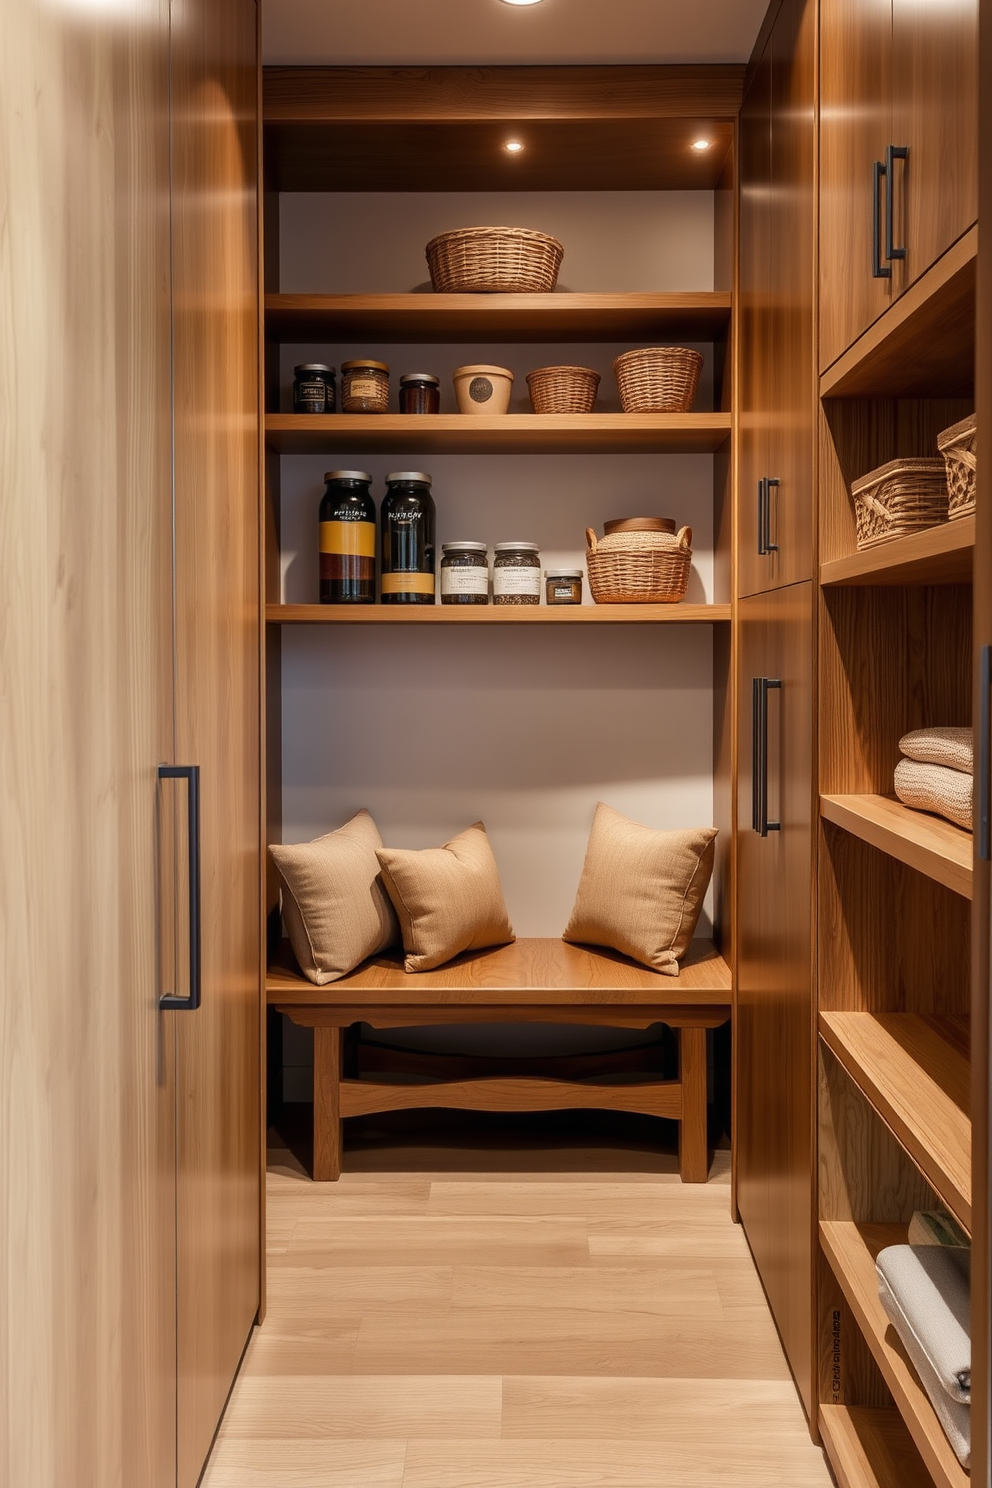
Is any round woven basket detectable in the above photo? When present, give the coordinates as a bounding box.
[526,365,600,414]
[613,347,703,414]
[425,227,564,294]
[586,524,693,604]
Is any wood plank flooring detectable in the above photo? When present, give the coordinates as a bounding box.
[201,1126,832,1488]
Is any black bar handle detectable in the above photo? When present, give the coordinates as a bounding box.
[757,479,767,556]
[872,159,891,279]
[159,764,201,1010]
[752,678,782,838]
[980,646,992,860]
[885,145,908,263]
[765,478,780,554]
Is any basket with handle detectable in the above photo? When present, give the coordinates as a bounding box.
[586,523,693,604]
[613,347,703,413]
[937,413,977,520]
[425,226,564,294]
[850,457,948,549]
[526,365,600,414]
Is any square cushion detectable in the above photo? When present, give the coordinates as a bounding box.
[562,802,717,976]
[375,821,515,973]
[269,809,398,985]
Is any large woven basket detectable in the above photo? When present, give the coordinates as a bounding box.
[613,347,703,414]
[425,226,564,294]
[526,365,600,414]
[586,524,692,604]
[937,413,977,520]
[851,457,948,549]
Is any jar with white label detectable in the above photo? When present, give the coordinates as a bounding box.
[440,542,489,606]
[341,359,390,413]
[493,541,541,606]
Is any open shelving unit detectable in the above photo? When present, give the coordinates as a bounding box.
[819,794,973,899]
[267,602,731,626]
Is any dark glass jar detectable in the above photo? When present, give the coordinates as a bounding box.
[380,472,436,604]
[293,363,335,414]
[318,471,376,604]
[441,542,489,605]
[545,569,583,605]
[399,373,441,414]
[493,541,541,605]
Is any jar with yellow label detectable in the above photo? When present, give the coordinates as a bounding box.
[341,359,390,413]
[319,471,376,604]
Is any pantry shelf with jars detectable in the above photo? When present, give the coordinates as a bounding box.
[266,602,732,625]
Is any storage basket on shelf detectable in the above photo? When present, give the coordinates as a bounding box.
[850,457,948,550]
[586,520,692,604]
[526,365,600,414]
[613,347,703,414]
[425,226,564,294]
[937,413,977,520]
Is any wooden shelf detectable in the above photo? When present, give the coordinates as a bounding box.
[820,517,975,588]
[820,794,973,900]
[265,291,732,345]
[819,1405,933,1488]
[264,412,732,455]
[819,1221,970,1488]
[820,1012,971,1229]
[820,227,977,398]
[267,602,730,625]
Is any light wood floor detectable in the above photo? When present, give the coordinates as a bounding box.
[202,1118,832,1488]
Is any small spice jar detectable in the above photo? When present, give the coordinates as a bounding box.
[545,568,583,605]
[440,542,489,605]
[293,363,335,414]
[341,359,390,413]
[493,541,541,606]
[399,373,441,415]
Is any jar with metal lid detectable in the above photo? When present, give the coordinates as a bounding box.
[399,373,441,415]
[441,542,489,606]
[380,472,436,604]
[293,363,335,414]
[545,568,583,606]
[319,471,375,604]
[493,541,541,606]
[341,359,390,414]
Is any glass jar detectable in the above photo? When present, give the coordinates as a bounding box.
[319,471,376,604]
[341,359,390,413]
[545,569,583,606]
[380,472,436,604]
[293,363,335,414]
[399,373,441,415]
[493,542,541,606]
[441,542,489,605]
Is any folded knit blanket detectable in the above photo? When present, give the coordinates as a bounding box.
[876,1243,971,1402]
[909,1210,971,1282]
[899,726,973,775]
[894,758,972,831]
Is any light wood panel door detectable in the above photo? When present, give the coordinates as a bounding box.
[170,2,261,1484]
[736,582,814,1418]
[0,3,177,1486]
[737,31,773,596]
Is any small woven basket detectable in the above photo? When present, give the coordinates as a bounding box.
[851,457,948,549]
[586,524,693,604]
[937,413,977,520]
[425,226,564,294]
[613,347,703,414]
[526,365,600,414]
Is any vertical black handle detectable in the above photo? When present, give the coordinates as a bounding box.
[159,764,201,1010]
[757,478,781,556]
[885,145,908,263]
[980,646,992,860]
[872,159,891,279]
[752,678,782,838]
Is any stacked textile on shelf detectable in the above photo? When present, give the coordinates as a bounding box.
[876,1211,972,1468]
[893,726,973,831]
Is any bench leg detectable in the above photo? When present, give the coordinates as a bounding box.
[313,1027,342,1181]
[679,1026,709,1183]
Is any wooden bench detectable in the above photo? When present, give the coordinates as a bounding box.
[267,937,731,1183]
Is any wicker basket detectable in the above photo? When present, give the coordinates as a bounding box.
[586,524,693,604]
[937,413,977,520]
[425,226,564,294]
[526,365,600,414]
[851,458,948,549]
[613,347,703,414]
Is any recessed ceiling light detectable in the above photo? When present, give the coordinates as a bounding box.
[691,138,713,152]
[500,0,546,6]
[504,140,525,154]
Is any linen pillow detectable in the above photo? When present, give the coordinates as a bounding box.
[375,821,515,973]
[269,809,398,985]
[899,726,973,775]
[562,802,717,976]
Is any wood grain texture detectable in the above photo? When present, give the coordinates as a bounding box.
[819,1405,933,1488]
[267,603,731,626]
[820,794,973,900]
[820,515,975,588]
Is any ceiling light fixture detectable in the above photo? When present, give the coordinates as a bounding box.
[500,0,546,7]
[691,138,713,152]
[503,140,525,154]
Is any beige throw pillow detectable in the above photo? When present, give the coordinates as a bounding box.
[563,802,717,976]
[269,809,398,985]
[375,821,515,973]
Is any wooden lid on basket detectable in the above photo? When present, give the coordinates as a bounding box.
[603,516,677,535]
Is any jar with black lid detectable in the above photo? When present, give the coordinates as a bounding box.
[380,472,436,604]
[399,373,441,415]
[319,471,376,604]
[441,542,489,605]
[493,541,541,606]
[294,363,335,414]
[341,359,390,413]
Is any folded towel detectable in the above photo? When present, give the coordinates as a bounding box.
[909,1210,971,1282]
[878,1264,971,1469]
[894,758,972,831]
[876,1243,971,1403]
[899,726,973,775]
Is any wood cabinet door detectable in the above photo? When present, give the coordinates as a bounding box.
[819,0,894,371]
[737,33,773,596]
[170,1,261,1483]
[736,582,814,1418]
